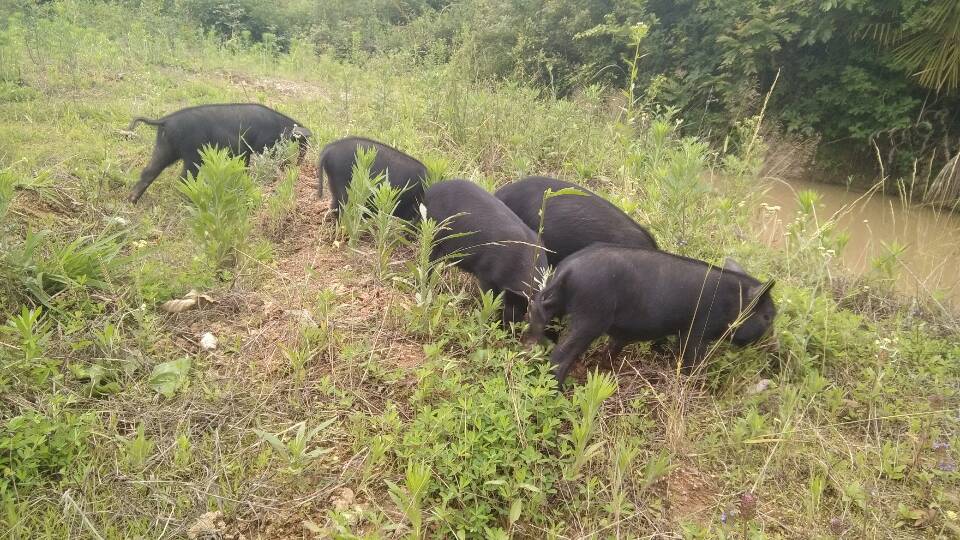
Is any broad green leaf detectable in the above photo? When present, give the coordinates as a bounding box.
[508,498,522,524]
[148,358,191,398]
[306,446,335,458]
[253,429,287,455]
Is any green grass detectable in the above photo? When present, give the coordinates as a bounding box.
[1,2,958,539]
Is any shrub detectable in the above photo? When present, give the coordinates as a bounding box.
[0,307,56,391]
[0,409,92,497]
[396,348,571,535]
[177,146,261,269]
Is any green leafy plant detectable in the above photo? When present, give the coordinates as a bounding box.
[472,288,503,331]
[396,350,568,535]
[386,461,432,540]
[805,472,826,521]
[0,409,91,496]
[608,438,641,536]
[148,357,191,398]
[360,434,389,490]
[621,23,650,125]
[565,370,618,478]
[69,362,120,397]
[879,441,906,480]
[93,322,120,357]
[279,340,312,382]
[254,419,336,475]
[339,145,381,247]
[249,138,300,184]
[394,207,455,336]
[367,179,405,279]
[122,423,155,471]
[173,432,193,469]
[1,229,127,307]
[871,241,907,282]
[420,156,449,188]
[0,167,15,222]
[265,166,298,236]
[0,307,55,389]
[637,449,673,503]
[177,146,261,269]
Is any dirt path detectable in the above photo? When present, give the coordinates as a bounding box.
[211,162,425,376]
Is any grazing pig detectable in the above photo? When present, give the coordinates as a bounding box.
[494,176,657,266]
[425,179,546,327]
[525,245,776,384]
[126,103,311,203]
[317,137,427,221]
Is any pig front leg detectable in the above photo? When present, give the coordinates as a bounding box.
[549,319,608,385]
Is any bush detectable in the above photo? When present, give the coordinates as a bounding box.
[0,307,56,391]
[177,146,261,269]
[396,349,570,535]
[0,409,92,497]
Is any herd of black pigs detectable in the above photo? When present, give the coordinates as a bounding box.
[126,103,777,385]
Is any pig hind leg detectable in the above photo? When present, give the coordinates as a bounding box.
[601,336,629,369]
[330,172,349,215]
[129,137,179,203]
[179,150,202,180]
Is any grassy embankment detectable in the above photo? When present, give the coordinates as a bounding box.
[1,3,958,538]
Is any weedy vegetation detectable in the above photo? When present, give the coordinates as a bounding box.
[0,1,958,539]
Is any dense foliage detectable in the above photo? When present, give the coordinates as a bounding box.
[151,0,960,195]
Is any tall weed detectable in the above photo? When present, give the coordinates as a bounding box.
[0,307,55,389]
[1,229,126,307]
[265,167,298,236]
[177,146,261,269]
[367,180,405,279]
[395,206,456,335]
[0,168,15,222]
[565,370,618,478]
[339,146,381,247]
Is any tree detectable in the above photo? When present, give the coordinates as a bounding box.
[889,0,960,93]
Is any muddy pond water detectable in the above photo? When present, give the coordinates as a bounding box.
[755,178,960,306]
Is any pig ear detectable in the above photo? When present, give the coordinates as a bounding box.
[749,280,775,300]
[723,257,746,274]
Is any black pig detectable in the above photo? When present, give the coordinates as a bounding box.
[126,103,311,203]
[317,137,427,221]
[525,245,776,384]
[425,179,546,326]
[495,176,657,266]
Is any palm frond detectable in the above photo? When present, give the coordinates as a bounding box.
[892,0,960,92]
